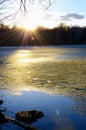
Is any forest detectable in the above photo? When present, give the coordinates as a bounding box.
[0,23,86,46]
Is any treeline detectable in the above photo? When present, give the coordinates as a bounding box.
[0,23,86,46]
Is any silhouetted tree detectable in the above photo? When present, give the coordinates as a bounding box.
[0,23,86,46]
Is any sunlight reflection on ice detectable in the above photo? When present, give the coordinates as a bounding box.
[18,53,29,56]
[18,58,51,63]
[19,58,37,63]
[18,50,31,56]
[13,49,52,63]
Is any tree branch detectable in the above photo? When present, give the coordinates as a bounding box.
[0,0,55,24]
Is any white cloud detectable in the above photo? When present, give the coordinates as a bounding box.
[60,13,84,21]
[48,12,86,27]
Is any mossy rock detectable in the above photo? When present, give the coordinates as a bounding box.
[16,110,44,123]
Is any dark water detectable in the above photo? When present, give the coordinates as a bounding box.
[0,45,86,130]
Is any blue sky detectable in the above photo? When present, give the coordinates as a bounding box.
[1,0,86,29]
[53,0,86,13]
[45,0,86,28]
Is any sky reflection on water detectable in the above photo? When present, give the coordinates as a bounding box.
[1,90,86,130]
[0,45,86,130]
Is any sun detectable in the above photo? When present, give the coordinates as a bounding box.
[21,14,41,31]
[23,18,37,31]
[18,10,52,31]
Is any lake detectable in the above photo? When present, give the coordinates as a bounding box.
[0,45,86,130]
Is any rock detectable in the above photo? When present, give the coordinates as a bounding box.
[24,126,38,130]
[0,112,7,123]
[0,100,4,105]
[16,110,44,123]
[0,108,40,130]
[75,88,82,91]
[6,117,38,130]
